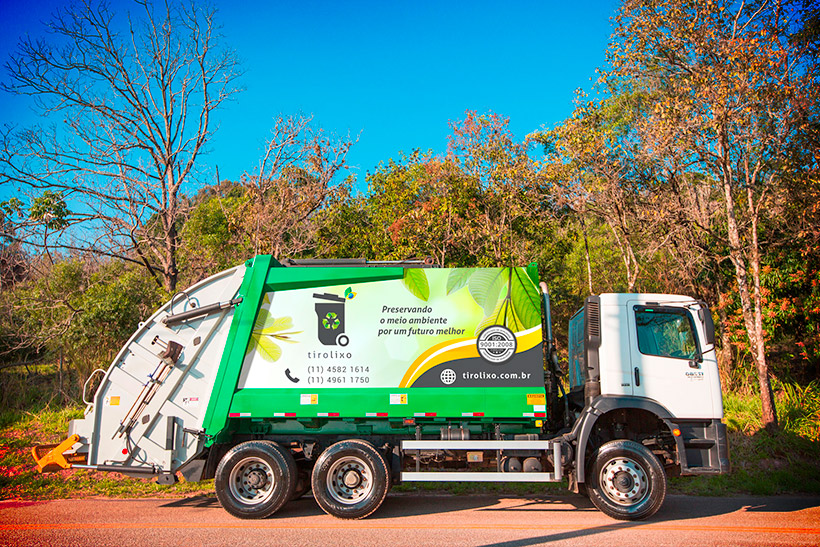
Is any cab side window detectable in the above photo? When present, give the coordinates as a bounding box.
[634,307,698,360]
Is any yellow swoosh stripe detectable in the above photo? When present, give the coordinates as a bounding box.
[398,337,473,387]
[400,326,543,388]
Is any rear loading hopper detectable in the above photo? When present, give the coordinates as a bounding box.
[37,265,246,480]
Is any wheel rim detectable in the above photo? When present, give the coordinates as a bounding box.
[599,456,649,507]
[228,456,276,506]
[326,455,373,505]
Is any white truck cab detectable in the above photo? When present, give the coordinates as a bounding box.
[567,294,730,496]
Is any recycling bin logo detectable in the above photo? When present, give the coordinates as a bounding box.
[314,293,350,346]
[322,311,340,330]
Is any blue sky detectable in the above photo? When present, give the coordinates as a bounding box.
[0,0,618,196]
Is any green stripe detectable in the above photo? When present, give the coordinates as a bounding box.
[229,386,545,419]
[265,266,405,291]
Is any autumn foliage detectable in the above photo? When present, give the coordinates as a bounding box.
[1,0,818,431]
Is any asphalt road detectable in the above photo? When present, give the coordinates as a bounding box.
[1,493,819,547]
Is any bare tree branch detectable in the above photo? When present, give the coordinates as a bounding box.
[0,0,242,292]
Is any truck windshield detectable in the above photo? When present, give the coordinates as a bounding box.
[634,306,699,360]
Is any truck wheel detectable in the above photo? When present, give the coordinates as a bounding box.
[215,440,296,519]
[587,439,666,520]
[311,439,390,519]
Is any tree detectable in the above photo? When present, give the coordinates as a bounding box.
[0,0,241,292]
[323,151,479,265]
[0,257,163,386]
[316,151,486,266]
[606,0,820,429]
[318,112,553,269]
[177,180,251,283]
[534,92,655,293]
[0,199,28,291]
[447,111,547,266]
[239,114,355,260]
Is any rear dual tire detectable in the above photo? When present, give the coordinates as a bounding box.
[215,440,297,519]
[311,439,390,519]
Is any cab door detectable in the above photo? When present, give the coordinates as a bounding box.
[627,301,715,419]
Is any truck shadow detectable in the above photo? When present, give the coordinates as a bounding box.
[474,521,646,547]
[160,492,820,523]
[471,493,820,519]
[158,492,587,518]
[160,495,221,509]
[473,494,820,547]
[159,492,344,517]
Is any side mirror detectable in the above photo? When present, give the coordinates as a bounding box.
[697,301,716,351]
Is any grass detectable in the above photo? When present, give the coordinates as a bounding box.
[2,366,819,501]
[0,403,214,500]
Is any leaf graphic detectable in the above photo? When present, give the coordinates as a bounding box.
[446,268,475,294]
[402,269,430,301]
[248,312,300,362]
[474,296,525,337]
[253,308,272,332]
[263,293,272,306]
[255,334,283,362]
[468,268,506,315]
[475,297,505,336]
[260,316,294,335]
[506,302,526,332]
[510,268,542,330]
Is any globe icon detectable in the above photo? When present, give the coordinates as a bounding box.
[440,368,456,385]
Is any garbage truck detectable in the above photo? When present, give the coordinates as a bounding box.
[33,255,729,521]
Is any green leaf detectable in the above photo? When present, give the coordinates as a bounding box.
[402,269,430,301]
[475,297,506,336]
[446,268,475,294]
[510,268,542,330]
[474,297,524,336]
[468,268,505,315]
[506,301,525,332]
[29,190,69,230]
[255,334,283,362]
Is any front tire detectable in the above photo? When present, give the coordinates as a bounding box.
[215,440,296,519]
[587,439,666,520]
[311,439,390,519]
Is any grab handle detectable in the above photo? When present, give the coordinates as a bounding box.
[83,369,107,405]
